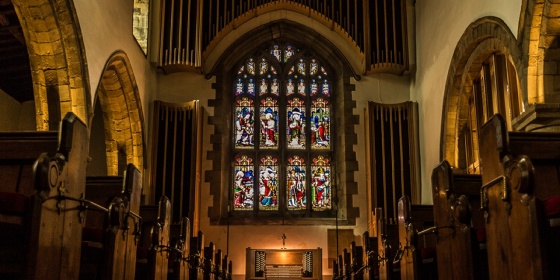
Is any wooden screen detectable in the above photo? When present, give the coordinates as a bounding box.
[149,100,203,232]
[365,101,420,225]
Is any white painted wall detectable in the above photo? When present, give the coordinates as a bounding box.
[413,0,521,204]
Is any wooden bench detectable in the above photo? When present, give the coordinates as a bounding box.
[80,163,143,280]
[361,230,378,280]
[27,112,90,280]
[374,207,397,280]
[396,196,437,280]
[136,195,172,280]
[0,131,58,279]
[479,114,560,279]
[431,160,488,280]
[189,230,205,280]
[168,217,191,280]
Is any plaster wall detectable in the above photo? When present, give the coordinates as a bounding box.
[414,0,521,204]
[72,0,157,128]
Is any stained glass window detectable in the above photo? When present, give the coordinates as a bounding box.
[232,42,333,214]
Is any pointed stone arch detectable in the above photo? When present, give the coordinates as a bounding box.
[441,17,522,167]
[12,0,91,130]
[94,51,146,176]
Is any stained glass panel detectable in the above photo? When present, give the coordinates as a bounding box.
[259,78,268,95]
[284,44,295,62]
[310,79,318,96]
[287,98,306,149]
[235,78,244,96]
[310,59,319,76]
[259,58,268,75]
[246,58,256,75]
[233,155,255,210]
[311,98,330,149]
[247,78,256,96]
[321,80,330,97]
[297,79,306,96]
[259,98,279,149]
[311,156,331,210]
[259,156,279,210]
[297,59,306,75]
[271,45,281,62]
[287,156,306,210]
[234,98,255,148]
[270,78,279,95]
[286,78,295,95]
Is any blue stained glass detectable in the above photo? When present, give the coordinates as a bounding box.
[247,78,256,96]
[310,79,318,96]
[235,78,244,96]
[321,80,330,96]
[287,156,306,210]
[234,98,255,148]
[233,155,254,210]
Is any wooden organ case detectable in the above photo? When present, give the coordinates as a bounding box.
[246,248,322,280]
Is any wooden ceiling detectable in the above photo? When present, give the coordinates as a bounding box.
[0,0,33,103]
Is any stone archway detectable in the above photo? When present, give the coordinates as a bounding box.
[12,0,90,130]
[94,51,145,176]
[441,17,521,166]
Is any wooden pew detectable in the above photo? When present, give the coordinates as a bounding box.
[0,131,58,278]
[27,112,90,280]
[189,231,205,280]
[169,217,191,280]
[375,207,396,280]
[362,231,378,280]
[479,114,560,280]
[80,163,143,280]
[431,160,488,280]
[136,196,172,280]
[396,196,438,280]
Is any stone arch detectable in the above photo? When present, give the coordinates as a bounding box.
[12,0,90,130]
[203,9,364,79]
[441,17,522,166]
[522,0,560,104]
[206,20,359,224]
[93,51,145,176]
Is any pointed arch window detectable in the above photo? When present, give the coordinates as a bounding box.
[232,42,334,215]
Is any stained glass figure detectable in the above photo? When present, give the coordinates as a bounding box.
[233,155,255,210]
[297,79,306,96]
[310,59,319,76]
[259,58,268,75]
[311,156,331,210]
[310,79,318,96]
[259,156,278,210]
[284,45,295,62]
[271,44,281,62]
[246,58,256,75]
[270,78,279,95]
[234,98,255,148]
[311,98,330,149]
[287,98,306,149]
[321,80,330,96]
[259,98,278,149]
[259,78,268,95]
[287,156,306,210]
[286,79,295,95]
[235,78,244,96]
[247,78,256,96]
[297,59,306,75]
